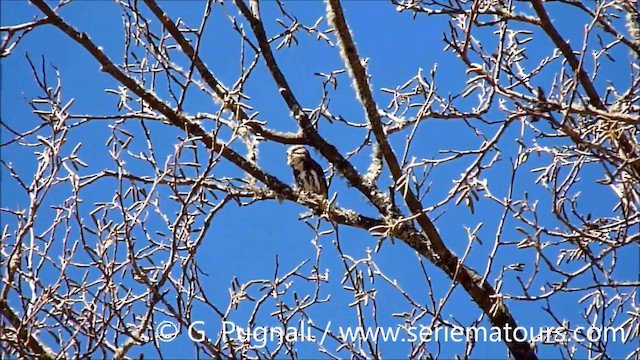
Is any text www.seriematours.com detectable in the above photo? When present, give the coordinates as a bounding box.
[335,323,632,344]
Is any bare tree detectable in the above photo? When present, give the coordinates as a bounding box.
[1,0,639,359]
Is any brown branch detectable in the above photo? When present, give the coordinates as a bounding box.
[142,0,232,106]
[0,298,56,359]
[325,0,537,359]
[530,0,603,109]
[241,120,306,144]
[142,0,305,146]
[0,17,50,57]
[555,0,640,58]
[531,0,640,178]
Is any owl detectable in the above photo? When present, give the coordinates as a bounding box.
[286,145,328,198]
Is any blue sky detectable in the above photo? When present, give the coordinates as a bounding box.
[2,1,638,359]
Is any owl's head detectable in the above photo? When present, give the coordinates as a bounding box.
[286,145,310,167]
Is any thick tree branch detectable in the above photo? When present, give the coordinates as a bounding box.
[325,0,537,359]
[530,0,603,109]
[0,299,55,359]
[531,0,640,178]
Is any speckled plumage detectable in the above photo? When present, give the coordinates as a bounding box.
[286,146,328,197]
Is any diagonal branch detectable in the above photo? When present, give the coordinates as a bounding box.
[530,0,603,109]
[0,299,55,359]
[141,0,304,146]
[530,0,640,178]
[325,0,537,359]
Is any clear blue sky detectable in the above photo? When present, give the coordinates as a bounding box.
[2,1,637,358]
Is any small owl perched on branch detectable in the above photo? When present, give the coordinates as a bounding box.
[286,145,328,198]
